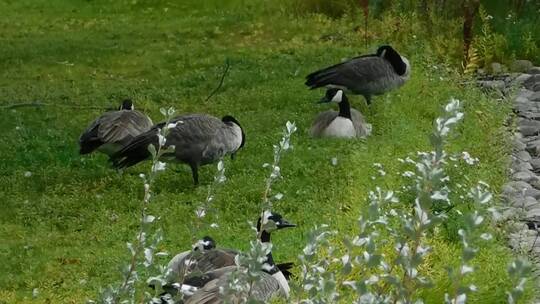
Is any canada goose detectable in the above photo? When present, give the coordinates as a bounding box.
[179,211,296,304]
[165,213,295,286]
[79,99,153,157]
[305,45,411,105]
[110,114,245,185]
[310,89,371,139]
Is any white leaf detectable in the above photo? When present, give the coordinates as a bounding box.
[217,160,224,171]
[455,293,467,304]
[480,233,492,241]
[195,207,206,218]
[152,161,167,172]
[461,265,474,275]
[144,215,156,223]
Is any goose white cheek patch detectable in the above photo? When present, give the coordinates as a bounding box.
[331,90,343,102]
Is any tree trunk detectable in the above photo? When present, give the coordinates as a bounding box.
[462,0,480,66]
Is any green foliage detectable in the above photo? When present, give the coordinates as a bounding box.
[474,5,509,67]
[0,0,533,303]
[288,0,359,18]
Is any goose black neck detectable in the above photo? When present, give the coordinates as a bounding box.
[260,230,271,243]
[264,251,279,275]
[258,231,279,275]
[337,95,351,119]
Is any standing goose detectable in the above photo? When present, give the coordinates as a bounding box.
[305,45,411,105]
[110,114,245,185]
[180,211,296,304]
[310,88,371,139]
[79,99,153,157]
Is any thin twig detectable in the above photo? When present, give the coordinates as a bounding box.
[205,60,231,102]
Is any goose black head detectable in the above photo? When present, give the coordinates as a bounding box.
[119,99,134,110]
[318,88,346,104]
[376,45,408,76]
[222,115,246,149]
[192,236,216,251]
[257,211,296,234]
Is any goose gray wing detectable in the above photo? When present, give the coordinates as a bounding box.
[192,249,237,274]
[350,108,372,138]
[167,249,238,283]
[79,110,152,155]
[166,114,231,164]
[98,110,153,144]
[309,110,338,138]
[306,56,397,94]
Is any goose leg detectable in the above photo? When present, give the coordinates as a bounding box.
[231,153,236,160]
[189,163,199,185]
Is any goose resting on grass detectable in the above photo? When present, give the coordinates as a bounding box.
[110,114,245,185]
[79,99,153,157]
[305,45,411,106]
[310,88,371,139]
[168,211,295,304]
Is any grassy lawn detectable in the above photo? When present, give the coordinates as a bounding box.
[0,0,526,302]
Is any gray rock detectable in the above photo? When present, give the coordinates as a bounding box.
[505,180,533,191]
[526,187,540,199]
[513,170,537,182]
[516,96,532,104]
[509,233,540,251]
[528,67,540,75]
[510,196,539,210]
[514,73,532,86]
[519,118,540,128]
[479,80,505,90]
[515,102,540,113]
[512,160,533,172]
[524,75,540,91]
[519,125,539,137]
[491,62,503,74]
[520,112,540,121]
[528,177,540,189]
[517,150,532,162]
[517,89,535,99]
[526,139,540,156]
[511,60,534,72]
[526,208,540,218]
[514,137,527,151]
[530,91,540,102]
[531,158,540,170]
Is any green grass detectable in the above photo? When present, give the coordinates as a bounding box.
[0,0,529,303]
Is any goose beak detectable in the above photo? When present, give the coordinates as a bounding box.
[277,218,296,229]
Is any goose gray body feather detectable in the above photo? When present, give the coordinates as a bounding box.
[306,56,408,95]
[183,266,284,304]
[166,248,237,283]
[306,45,410,105]
[79,109,153,156]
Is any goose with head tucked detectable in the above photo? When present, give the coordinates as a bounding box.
[79,99,153,157]
[110,114,245,185]
[176,211,295,304]
[305,45,411,106]
[310,88,371,139]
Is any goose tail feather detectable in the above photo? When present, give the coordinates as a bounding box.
[110,130,158,168]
